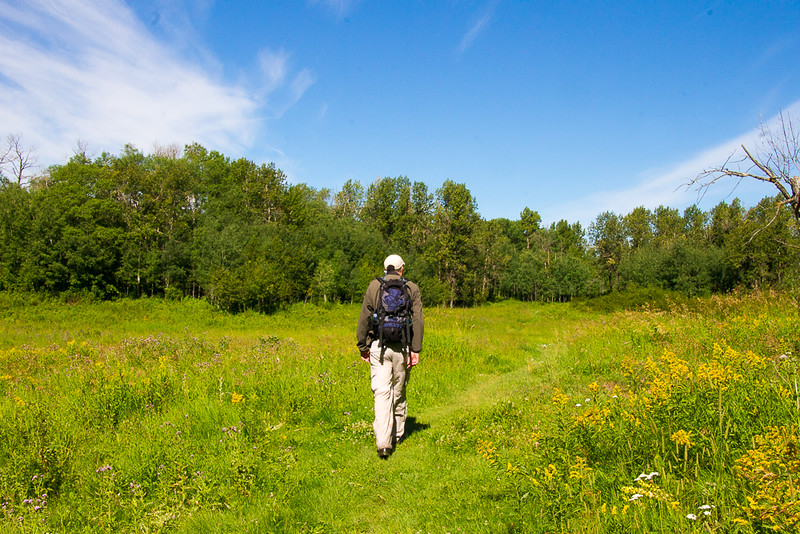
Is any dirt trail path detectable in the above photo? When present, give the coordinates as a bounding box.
[298,309,571,532]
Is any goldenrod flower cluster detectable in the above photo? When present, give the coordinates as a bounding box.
[670,429,693,448]
[568,456,592,480]
[477,439,498,466]
[735,426,800,531]
[551,387,570,408]
[574,406,613,430]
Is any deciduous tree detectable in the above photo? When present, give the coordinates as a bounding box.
[589,211,625,291]
[623,207,653,249]
[432,180,479,307]
[0,134,37,186]
[520,207,541,249]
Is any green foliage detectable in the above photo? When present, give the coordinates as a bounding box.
[574,286,691,313]
[477,291,800,533]
[429,179,481,307]
[725,196,800,289]
[589,211,626,291]
[1,141,799,309]
[520,207,541,249]
[620,241,728,296]
[623,206,654,249]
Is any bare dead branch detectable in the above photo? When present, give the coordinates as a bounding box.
[775,238,800,250]
[745,204,782,245]
[73,139,92,162]
[2,133,37,186]
[689,111,800,225]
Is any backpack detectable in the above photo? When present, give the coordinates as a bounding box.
[373,276,412,347]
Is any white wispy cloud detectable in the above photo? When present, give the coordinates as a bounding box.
[458,3,497,55]
[0,0,262,166]
[543,101,800,227]
[256,49,316,118]
[290,69,316,105]
[308,0,362,19]
[259,49,291,92]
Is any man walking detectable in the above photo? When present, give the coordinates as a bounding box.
[357,254,424,459]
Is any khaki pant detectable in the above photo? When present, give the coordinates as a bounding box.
[369,340,409,450]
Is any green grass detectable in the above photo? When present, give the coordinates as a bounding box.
[1,292,799,532]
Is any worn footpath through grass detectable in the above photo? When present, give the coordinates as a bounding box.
[0,295,601,533]
[168,292,800,533]
[175,300,602,533]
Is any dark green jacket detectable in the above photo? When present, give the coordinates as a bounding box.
[356,272,424,353]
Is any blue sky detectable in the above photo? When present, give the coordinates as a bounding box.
[1,0,799,226]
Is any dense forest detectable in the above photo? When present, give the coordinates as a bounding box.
[0,142,798,310]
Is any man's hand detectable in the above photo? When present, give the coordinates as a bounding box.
[360,350,370,363]
[406,352,419,368]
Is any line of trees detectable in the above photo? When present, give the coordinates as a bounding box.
[1,141,798,310]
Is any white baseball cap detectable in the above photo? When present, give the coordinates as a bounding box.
[383,254,405,270]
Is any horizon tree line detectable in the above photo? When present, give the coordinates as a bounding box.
[0,138,798,311]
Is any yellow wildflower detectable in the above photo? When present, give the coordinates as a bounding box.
[231,392,244,404]
[662,349,691,381]
[671,429,693,448]
[696,357,741,388]
[477,439,498,466]
[543,464,558,482]
[569,457,592,480]
[551,388,569,407]
[735,426,800,530]
[744,349,768,369]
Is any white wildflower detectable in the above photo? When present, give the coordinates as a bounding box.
[634,471,659,482]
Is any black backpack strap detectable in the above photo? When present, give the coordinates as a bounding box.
[376,277,386,348]
[375,276,387,316]
[401,278,412,312]
[399,278,412,351]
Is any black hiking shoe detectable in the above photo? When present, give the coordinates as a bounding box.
[377,448,392,459]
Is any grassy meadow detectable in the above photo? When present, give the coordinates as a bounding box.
[1,291,799,533]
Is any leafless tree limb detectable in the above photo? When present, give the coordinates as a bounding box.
[745,203,783,245]
[73,139,92,162]
[1,133,37,186]
[689,111,800,224]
